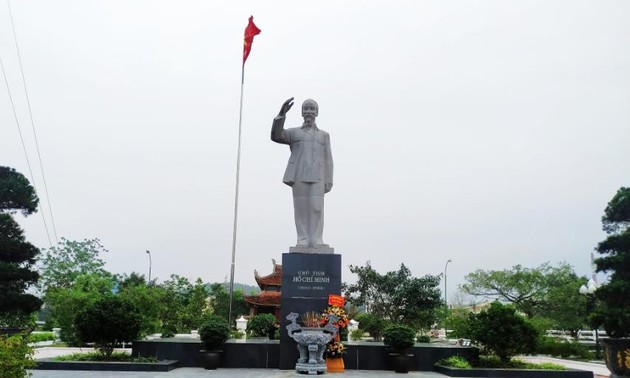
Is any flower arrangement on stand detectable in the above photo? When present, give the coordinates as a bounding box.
[321,305,349,373]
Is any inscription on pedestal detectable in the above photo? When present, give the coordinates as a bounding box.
[282,254,341,298]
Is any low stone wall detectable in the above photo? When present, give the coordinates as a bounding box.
[132,339,479,371]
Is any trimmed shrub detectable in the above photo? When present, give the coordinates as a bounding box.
[467,302,538,364]
[417,335,431,343]
[199,318,229,351]
[74,296,141,359]
[383,324,416,354]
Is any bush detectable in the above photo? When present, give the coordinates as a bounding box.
[230,329,245,339]
[199,318,229,351]
[438,355,472,369]
[0,333,35,378]
[349,328,365,341]
[246,314,278,338]
[74,296,141,359]
[467,302,538,364]
[417,335,430,343]
[383,324,416,354]
[356,313,387,341]
[27,332,55,343]
[535,337,591,359]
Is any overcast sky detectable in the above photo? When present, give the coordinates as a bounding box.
[1,1,628,303]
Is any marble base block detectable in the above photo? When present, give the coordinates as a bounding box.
[289,244,334,254]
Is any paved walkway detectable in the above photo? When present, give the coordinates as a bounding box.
[30,369,446,377]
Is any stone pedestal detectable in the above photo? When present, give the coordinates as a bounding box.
[279,252,342,370]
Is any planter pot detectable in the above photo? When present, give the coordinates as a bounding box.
[601,338,630,377]
[390,353,413,373]
[199,350,221,370]
[326,357,344,373]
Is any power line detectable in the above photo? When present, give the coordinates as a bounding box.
[7,0,59,243]
[0,54,54,247]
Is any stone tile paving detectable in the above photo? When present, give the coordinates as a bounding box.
[30,368,446,378]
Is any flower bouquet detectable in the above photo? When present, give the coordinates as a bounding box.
[320,305,349,329]
[324,340,346,359]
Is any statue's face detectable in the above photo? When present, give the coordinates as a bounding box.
[302,99,318,125]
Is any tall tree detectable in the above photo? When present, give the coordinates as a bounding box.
[116,272,164,336]
[344,262,442,330]
[38,238,108,291]
[207,283,248,322]
[593,187,630,337]
[45,273,115,345]
[460,262,586,327]
[0,166,42,326]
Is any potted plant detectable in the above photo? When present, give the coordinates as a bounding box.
[198,318,229,370]
[383,324,416,373]
[592,187,630,377]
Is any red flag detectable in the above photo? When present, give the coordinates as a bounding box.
[243,16,261,64]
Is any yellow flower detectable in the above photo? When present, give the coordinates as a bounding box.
[623,348,630,369]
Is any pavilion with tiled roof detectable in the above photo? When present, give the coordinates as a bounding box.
[243,259,282,321]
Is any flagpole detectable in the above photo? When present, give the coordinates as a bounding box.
[228,63,245,328]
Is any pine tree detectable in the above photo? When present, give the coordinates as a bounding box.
[0,166,42,326]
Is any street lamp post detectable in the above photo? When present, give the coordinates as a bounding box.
[579,276,600,359]
[444,259,452,339]
[444,259,452,308]
[146,250,152,284]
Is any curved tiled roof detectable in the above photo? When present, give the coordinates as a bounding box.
[254,259,282,289]
[243,290,281,307]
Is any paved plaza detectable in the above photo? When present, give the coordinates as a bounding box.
[30,368,446,378]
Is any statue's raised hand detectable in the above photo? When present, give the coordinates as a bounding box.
[278,97,294,117]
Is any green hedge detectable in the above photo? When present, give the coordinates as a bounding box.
[535,337,591,359]
[28,332,55,343]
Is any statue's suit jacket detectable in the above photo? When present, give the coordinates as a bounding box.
[271,116,333,188]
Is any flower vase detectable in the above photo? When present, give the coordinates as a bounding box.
[326,357,345,373]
